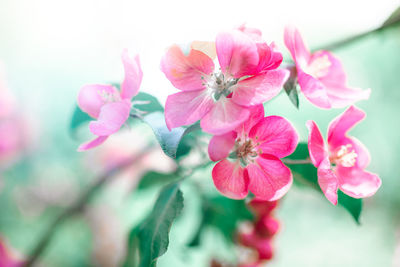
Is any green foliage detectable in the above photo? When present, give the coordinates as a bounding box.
[137,171,180,190]
[283,78,299,109]
[188,196,253,247]
[69,105,92,136]
[286,143,362,223]
[382,6,400,27]
[132,92,164,114]
[124,181,184,267]
[143,112,201,159]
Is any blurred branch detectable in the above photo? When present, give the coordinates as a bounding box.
[315,15,400,51]
[24,143,155,267]
[282,158,311,165]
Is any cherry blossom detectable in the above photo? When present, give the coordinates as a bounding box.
[77,50,143,151]
[307,106,381,204]
[162,27,289,135]
[284,26,370,109]
[208,105,298,200]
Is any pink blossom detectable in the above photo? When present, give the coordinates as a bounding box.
[0,64,34,169]
[237,199,279,266]
[284,26,370,109]
[208,105,298,200]
[0,238,24,267]
[161,27,289,135]
[306,106,381,205]
[77,50,143,151]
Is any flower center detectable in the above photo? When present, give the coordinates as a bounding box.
[330,144,357,167]
[307,55,331,78]
[229,135,262,167]
[99,89,120,103]
[204,71,238,101]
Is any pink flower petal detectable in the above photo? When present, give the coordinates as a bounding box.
[325,86,370,109]
[247,154,292,201]
[254,42,283,73]
[120,49,143,100]
[89,100,131,136]
[349,137,371,169]
[298,72,331,109]
[329,136,371,170]
[249,116,298,158]
[212,159,249,199]
[232,69,289,106]
[336,167,381,198]
[208,131,236,162]
[78,136,109,151]
[160,45,214,91]
[312,51,346,85]
[317,157,339,205]
[190,41,217,60]
[0,239,24,267]
[306,120,328,167]
[237,24,263,41]
[164,89,214,130]
[216,30,259,78]
[327,105,365,146]
[235,104,265,135]
[77,84,120,118]
[200,98,250,135]
[284,26,311,69]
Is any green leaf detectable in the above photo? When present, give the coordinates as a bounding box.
[338,191,362,224]
[188,196,253,247]
[382,6,400,27]
[143,112,201,159]
[285,143,362,224]
[132,92,164,114]
[137,171,180,190]
[283,69,299,109]
[69,105,92,136]
[123,223,142,267]
[137,181,184,267]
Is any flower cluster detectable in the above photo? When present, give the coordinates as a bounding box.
[77,25,381,205]
[237,199,279,267]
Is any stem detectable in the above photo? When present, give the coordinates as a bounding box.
[281,158,311,165]
[315,18,400,51]
[24,143,155,267]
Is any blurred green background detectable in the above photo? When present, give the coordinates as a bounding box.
[0,1,399,266]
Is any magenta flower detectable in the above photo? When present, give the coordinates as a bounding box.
[208,105,298,200]
[0,238,24,267]
[307,106,381,205]
[77,50,143,151]
[284,26,370,109]
[161,27,289,135]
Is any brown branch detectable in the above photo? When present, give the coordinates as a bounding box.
[24,143,155,267]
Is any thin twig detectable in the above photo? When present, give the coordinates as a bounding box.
[24,143,155,267]
[281,158,311,165]
[315,19,400,51]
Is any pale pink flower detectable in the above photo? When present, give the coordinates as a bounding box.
[284,26,370,109]
[0,63,35,169]
[307,106,381,205]
[208,105,298,200]
[161,27,289,135]
[77,50,143,151]
[0,65,16,119]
